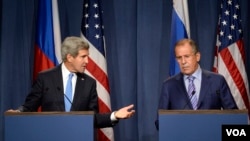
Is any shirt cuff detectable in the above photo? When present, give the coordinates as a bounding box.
[111,111,118,121]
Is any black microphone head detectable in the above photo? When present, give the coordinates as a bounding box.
[57,87,61,91]
[43,87,49,93]
[192,91,196,95]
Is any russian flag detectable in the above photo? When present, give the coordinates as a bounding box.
[169,0,190,76]
[33,0,61,79]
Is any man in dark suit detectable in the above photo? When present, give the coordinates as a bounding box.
[8,36,135,128]
[159,38,238,110]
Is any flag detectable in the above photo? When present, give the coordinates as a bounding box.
[33,0,61,110]
[169,0,190,76]
[213,0,250,117]
[33,0,61,79]
[81,0,114,141]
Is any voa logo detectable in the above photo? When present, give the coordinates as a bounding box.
[226,129,246,136]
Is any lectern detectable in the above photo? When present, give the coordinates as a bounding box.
[4,111,94,141]
[159,110,248,141]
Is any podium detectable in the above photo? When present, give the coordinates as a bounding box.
[4,111,94,141]
[158,110,248,141]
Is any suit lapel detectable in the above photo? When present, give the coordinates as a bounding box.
[176,74,190,101]
[51,65,65,111]
[174,73,194,109]
[71,73,86,110]
[177,74,187,95]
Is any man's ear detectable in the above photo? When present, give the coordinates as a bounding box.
[196,52,201,62]
[66,54,73,62]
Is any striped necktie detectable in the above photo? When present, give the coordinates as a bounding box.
[187,76,198,110]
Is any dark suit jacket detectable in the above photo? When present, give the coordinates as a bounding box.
[18,64,116,128]
[158,69,238,110]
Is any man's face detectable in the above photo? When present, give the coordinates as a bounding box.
[68,49,89,73]
[175,43,200,75]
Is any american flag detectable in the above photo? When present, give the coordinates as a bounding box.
[213,0,250,116]
[81,0,114,141]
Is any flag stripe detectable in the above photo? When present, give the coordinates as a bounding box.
[169,0,190,76]
[52,0,62,63]
[33,45,55,77]
[173,0,190,37]
[34,0,60,79]
[86,58,110,92]
[98,130,110,141]
[36,0,57,65]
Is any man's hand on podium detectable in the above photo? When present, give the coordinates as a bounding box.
[6,109,21,112]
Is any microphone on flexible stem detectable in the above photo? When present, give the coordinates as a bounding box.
[56,87,61,91]
[43,87,49,93]
[64,93,73,106]
[216,90,222,108]
[192,91,196,95]
[182,90,196,109]
[57,86,73,110]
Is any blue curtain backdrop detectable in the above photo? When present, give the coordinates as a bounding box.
[0,0,249,141]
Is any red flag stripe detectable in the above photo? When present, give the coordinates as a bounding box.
[33,45,55,79]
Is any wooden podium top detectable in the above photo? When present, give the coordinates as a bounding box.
[158,109,248,114]
[5,111,94,116]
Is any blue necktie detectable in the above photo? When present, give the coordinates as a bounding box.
[65,73,73,112]
[187,76,198,110]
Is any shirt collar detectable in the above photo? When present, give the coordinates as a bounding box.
[184,65,202,80]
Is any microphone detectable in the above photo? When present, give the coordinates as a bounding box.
[64,93,73,105]
[191,91,196,95]
[56,87,61,91]
[216,90,222,108]
[43,87,49,93]
[57,86,74,110]
[216,90,220,96]
[182,90,196,109]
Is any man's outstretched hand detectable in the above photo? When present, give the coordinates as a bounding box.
[114,104,135,119]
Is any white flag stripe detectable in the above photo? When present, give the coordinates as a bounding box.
[52,0,62,64]
[173,0,190,37]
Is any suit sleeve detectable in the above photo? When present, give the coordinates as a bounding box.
[158,82,170,109]
[18,73,44,112]
[89,79,117,128]
[94,113,118,128]
[220,76,238,109]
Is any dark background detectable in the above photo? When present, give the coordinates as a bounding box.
[0,0,249,141]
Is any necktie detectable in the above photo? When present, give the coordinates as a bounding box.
[187,76,198,110]
[65,73,73,112]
